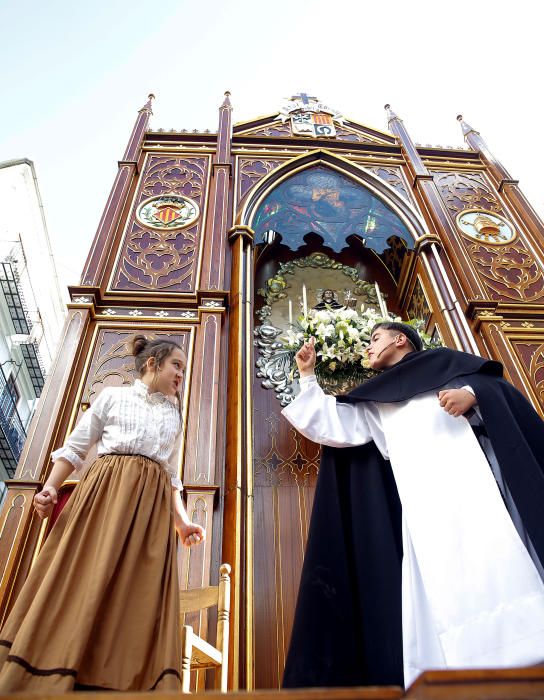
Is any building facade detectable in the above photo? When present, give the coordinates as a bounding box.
[0,95,543,689]
[0,160,66,495]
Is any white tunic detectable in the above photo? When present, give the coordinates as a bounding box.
[282,375,544,686]
[52,380,183,490]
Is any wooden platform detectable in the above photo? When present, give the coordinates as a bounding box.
[3,669,544,700]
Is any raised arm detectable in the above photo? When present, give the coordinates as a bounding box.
[281,337,375,448]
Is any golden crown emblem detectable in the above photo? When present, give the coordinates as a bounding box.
[472,214,501,236]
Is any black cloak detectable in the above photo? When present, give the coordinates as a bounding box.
[282,348,544,688]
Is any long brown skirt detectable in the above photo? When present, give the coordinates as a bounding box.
[0,454,182,692]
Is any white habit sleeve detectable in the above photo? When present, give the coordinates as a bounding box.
[281,375,387,457]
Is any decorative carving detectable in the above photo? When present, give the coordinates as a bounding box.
[332,125,364,142]
[254,413,320,487]
[433,171,504,215]
[468,240,544,302]
[433,171,544,302]
[381,236,409,282]
[512,341,544,407]
[368,166,412,203]
[254,324,295,405]
[136,194,199,231]
[457,210,516,245]
[238,158,285,201]
[239,122,292,138]
[112,156,209,292]
[407,277,431,325]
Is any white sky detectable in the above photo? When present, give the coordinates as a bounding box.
[1,0,542,292]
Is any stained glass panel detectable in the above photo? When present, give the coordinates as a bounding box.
[252,166,413,253]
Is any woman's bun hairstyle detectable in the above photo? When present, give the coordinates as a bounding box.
[130,334,149,357]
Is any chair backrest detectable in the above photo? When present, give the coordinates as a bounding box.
[179,563,231,614]
[179,585,219,614]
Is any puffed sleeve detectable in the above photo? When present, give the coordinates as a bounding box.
[167,429,183,491]
[51,388,113,470]
[281,375,375,448]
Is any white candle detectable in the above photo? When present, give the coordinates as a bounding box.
[288,299,293,326]
[375,282,388,318]
[302,284,308,317]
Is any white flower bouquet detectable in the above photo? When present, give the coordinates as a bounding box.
[280,306,439,385]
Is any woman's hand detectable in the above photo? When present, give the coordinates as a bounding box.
[296,336,317,377]
[438,389,477,418]
[176,521,206,548]
[34,485,58,520]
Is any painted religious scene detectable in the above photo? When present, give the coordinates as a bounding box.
[1,91,544,698]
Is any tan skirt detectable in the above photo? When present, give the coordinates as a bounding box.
[0,454,181,692]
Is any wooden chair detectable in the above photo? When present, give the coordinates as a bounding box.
[180,563,231,693]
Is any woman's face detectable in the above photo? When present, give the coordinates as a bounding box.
[143,347,186,397]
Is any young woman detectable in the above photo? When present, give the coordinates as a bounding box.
[0,335,205,692]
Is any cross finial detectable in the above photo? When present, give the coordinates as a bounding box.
[291,92,317,106]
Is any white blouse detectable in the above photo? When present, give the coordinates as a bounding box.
[51,379,183,490]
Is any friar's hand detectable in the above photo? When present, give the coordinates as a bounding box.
[438,389,477,418]
[296,336,316,377]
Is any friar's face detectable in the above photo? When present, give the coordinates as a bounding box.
[366,328,411,370]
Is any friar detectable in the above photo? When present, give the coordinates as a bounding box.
[281,321,544,689]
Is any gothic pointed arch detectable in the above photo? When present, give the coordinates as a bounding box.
[238,150,426,254]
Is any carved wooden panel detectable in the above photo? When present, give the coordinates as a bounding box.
[433,171,504,215]
[467,242,544,302]
[382,236,409,282]
[368,166,414,205]
[334,125,380,143]
[237,158,286,203]
[406,277,431,326]
[253,398,319,689]
[237,122,292,138]
[111,155,210,292]
[511,339,544,409]
[432,171,544,302]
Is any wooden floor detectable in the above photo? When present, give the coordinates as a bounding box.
[4,669,544,700]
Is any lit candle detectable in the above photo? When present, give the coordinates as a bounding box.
[288,299,293,326]
[302,284,308,317]
[375,282,388,319]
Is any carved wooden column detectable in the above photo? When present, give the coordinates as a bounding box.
[385,105,479,353]
[80,95,154,286]
[201,92,233,293]
[0,307,91,622]
[223,225,254,690]
[457,115,544,265]
[180,306,223,690]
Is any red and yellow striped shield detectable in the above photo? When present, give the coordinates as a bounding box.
[312,113,333,126]
[153,205,182,224]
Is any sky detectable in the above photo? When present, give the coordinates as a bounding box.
[0,0,542,292]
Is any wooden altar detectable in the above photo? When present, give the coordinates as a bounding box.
[0,92,543,692]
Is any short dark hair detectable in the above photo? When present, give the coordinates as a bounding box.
[371,321,423,352]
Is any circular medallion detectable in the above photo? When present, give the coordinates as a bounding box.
[136,194,199,230]
[456,209,516,245]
